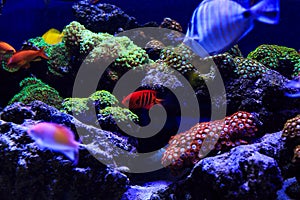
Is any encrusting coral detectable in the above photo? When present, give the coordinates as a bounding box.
[247,44,300,78]
[8,77,63,109]
[62,90,138,131]
[162,111,258,174]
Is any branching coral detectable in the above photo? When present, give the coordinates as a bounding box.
[162,111,258,173]
[9,77,63,109]
[247,44,300,78]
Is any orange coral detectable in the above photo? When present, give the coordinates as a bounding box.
[161,111,258,173]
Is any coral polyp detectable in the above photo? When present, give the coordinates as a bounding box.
[162,111,258,173]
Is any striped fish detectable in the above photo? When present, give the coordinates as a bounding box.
[122,90,164,110]
[183,0,280,57]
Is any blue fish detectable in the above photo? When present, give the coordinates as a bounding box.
[183,0,280,57]
[285,79,300,98]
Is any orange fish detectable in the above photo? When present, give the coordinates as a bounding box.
[27,122,80,165]
[122,90,163,110]
[0,41,16,61]
[90,0,100,4]
[7,47,49,71]
[0,41,16,54]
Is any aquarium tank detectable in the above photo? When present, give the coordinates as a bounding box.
[0,0,300,199]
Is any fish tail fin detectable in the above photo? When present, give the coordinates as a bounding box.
[250,0,280,24]
[38,47,49,60]
[155,98,164,104]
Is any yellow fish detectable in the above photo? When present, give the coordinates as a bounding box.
[42,28,64,45]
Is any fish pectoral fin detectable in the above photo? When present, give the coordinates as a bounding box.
[62,149,78,165]
[35,139,46,150]
[22,63,31,69]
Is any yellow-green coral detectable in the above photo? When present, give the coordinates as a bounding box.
[61,97,89,115]
[9,77,63,109]
[98,106,138,124]
[247,45,300,78]
[89,90,119,108]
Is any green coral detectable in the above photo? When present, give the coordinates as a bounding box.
[247,44,300,78]
[26,37,72,77]
[61,97,89,115]
[89,90,119,108]
[61,90,138,131]
[9,77,63,109]
[234,57,269,79]
[160,44,196,74]
[98,106,139,124]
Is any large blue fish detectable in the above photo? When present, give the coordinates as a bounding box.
[183,0,280,57]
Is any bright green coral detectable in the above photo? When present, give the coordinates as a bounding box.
[89,90,119,109]
[247,45,300,78]
[98,106,138,124]
[61,90,138,131]
[9,77,63,109]
[61,97,89,115]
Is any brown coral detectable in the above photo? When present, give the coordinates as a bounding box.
[161,111,258,173]
[159,17,183,32]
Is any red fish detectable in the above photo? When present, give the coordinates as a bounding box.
[122,90,163,110]
[27,122,80,165]
[7,47,49,71]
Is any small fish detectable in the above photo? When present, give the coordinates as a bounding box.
[42,28,64,45]
[7,47,49,71]
[122,90,164,110]
[0,41,16,61]
[183,0,280,57]
[27,122,80,165]
[0,41,15,54]
[285,78,300,98]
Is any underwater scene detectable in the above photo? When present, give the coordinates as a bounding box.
[0,0,300,199]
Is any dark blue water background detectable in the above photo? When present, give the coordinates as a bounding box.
[0,0,299,55]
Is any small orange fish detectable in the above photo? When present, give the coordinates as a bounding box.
[0,41,16,61]
[0,41,16,54]
[27,122,80,165]
[122,90,163,110]
[7,47,49,71]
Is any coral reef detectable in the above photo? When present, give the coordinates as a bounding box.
[161,111,259,173]
[0,101,134,199]
[8,77,63,109]
[62,21,151,83]
[141,61,183,90]
[62,90,138,132]
[72,1,139,34]
[247,44,300,78]
[154,132,284,200]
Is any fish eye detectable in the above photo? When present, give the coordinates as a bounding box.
[242,11,252,18]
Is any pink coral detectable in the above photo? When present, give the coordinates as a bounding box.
[161,111,258,173]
